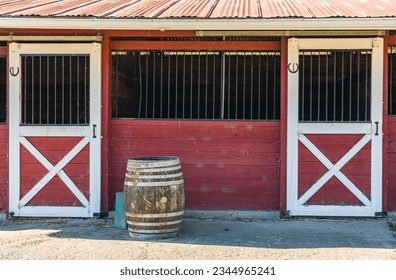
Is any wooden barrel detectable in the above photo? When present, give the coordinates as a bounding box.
[123,156,185,239]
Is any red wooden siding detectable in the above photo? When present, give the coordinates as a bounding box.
[387,117,396,210]
[101,34,110,213]
[0,125,7,212]
[109,120,280,210]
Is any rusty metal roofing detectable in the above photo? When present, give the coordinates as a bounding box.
[1,0,396,18]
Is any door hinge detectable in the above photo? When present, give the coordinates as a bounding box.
[375,211,387,217]
[283,210,291,218]
[93,212,102,218]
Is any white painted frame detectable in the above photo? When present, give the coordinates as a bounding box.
[287,38,383,217]
[8,43,101,217]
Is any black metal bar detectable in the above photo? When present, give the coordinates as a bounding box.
[55,56,59,123]
[115,53,119,118]
[243,52,246,119]
[213,52,216,119]
[227,53,230,119]
[77,56,80,124]
[62,56,65,124]
[390,48,394,115]
[258,53,261,119]
[138,52,142,118]
[175,54,178,118]
[300,52,306,121]
[190,52,193,119]
[333,52,337,121]
[168,51,171,119]
[265,53,269,120]
[84,56,87,124]
[47,56,49,124]
[310,52,313,121]
[39,56,42,124]
[198,52,201,119]
[357,51,360,120]
[341,51,344,121]
[250,53,253,120]
[365,52,368,121]
[273,54,277,120]
[235,52,238,120]
[69,56,71,124]
[182,53,186,119]
[317,53,321,121]
[325,52,328,122]
[32,56,35,124]
[160,51,163,118]
[152,51,156,119]
[221,51,225,120]
[23,56,27,124]
[349,51,353,121]
[145,52,149,118]
[205,53,208,119]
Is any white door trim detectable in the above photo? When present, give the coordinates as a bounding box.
[8,42,101,217]
[287,37,383,217]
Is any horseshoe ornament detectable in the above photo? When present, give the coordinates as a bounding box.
[10,67,20,77]
[288,63,299,74]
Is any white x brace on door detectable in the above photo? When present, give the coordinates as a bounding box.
[8,43,101,217]
[287,38,383,217]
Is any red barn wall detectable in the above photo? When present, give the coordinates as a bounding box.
[0,125,7,212]
[387,117,396,210]
[109,120,280,211]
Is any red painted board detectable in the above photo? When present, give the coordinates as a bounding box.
[0,125,7,212]
[387,118,396,210]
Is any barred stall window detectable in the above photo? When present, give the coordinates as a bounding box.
[112,50,280,120]
[0,55,6,123]
[299,50,371,122]
[21,55,90,125]
[389,46,396,115]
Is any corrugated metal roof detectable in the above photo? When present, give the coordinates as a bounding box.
[1,0,396,18]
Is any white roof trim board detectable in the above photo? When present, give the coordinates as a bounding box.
[2,17,396,30]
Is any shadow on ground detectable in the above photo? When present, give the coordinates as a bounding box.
[1,217,396,249]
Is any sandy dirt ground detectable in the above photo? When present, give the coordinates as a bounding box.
[1,217,396,260]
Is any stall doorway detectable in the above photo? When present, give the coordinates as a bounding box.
[287,38,383,217]
[8,43,101,217]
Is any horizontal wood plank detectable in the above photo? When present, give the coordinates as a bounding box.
[110,151,280,166]
[111,164,279,179]
[110,138,279,152]
[111,120,280,139]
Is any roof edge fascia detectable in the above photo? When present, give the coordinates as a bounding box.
[1,17,396,31]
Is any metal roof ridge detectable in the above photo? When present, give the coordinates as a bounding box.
[206,0,221,18]
[255,0,263,18]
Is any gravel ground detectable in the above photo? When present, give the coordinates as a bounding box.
[1,217,396,260]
